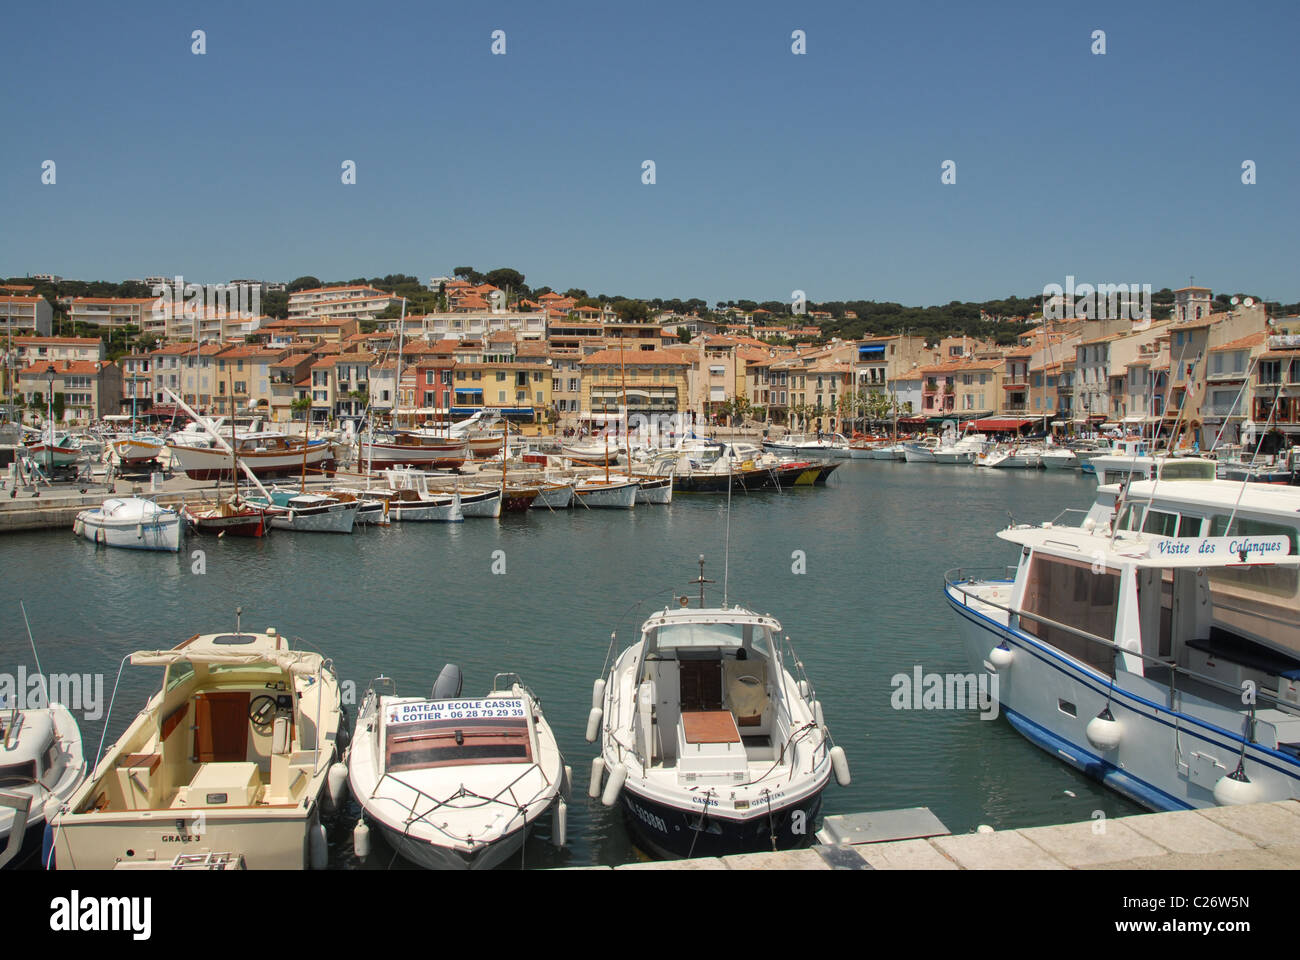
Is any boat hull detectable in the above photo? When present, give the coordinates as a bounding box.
[264,500,358,533]
[530,483,574,509]
[946,582,1300,811]
[168,442,336,480]
[372,817,531,871]
[182,506,271,537]
[360,441,468,469]
[574,481,638,508]
[619,783,824,860]
[634,477,673,504]
[74,510,181,552]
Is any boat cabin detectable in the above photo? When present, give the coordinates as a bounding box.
[73,631,332,815]
[635,609,785,782]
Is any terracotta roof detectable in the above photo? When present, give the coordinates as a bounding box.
[1208,331,1267,353]
[21,360,106,376]
[14,336,100,346]
[71,297,156,305]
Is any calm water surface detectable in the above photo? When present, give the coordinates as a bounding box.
[0,460,1143,867]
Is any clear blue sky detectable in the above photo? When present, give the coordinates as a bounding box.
[3,0,1297,306]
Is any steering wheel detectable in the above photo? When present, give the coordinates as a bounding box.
[249,695,278,729]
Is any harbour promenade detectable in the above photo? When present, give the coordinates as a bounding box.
[565,800,1300,870]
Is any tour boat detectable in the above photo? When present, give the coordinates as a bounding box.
[74,497,182,552]
[946,491,1300,812]
[50,627,342,870]
[168,432,337,481]
[346,668,568,870]
[589,561,850,858]
[0,703,86,869]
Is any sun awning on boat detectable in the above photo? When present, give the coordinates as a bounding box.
[969,417,1033,431]
[129,649,320,674]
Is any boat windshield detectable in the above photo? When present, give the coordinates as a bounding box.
[654,621,748,650]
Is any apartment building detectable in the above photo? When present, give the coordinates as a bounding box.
[68,297,157,331]
[19,359,121,421]
[13,336,104,364]
[287,285,395,320]
[579,348,690,426]
[0,295,54,336]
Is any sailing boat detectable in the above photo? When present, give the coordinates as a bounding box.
[182,400,273,536]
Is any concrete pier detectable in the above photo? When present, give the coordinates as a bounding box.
[564,800,1300,870]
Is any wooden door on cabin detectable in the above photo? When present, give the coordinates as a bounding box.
[193,692,250,763]
[679,659,722,712]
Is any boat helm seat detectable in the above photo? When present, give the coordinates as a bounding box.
[723,660,768,728]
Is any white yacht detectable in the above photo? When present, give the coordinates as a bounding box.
[933,432,988,465]
[346,668,568,870]
[947,489,1300,811]
[588,561,850,858]
[0,701,86,869]
[51,628,342,869]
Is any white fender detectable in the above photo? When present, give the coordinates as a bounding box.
[552,797,568,848]
[811,700,825,731]
[588,757,605,798]
[830,745,851,786]
[601,762,627,807]
[326,762,349,810]
[353,819,371,860]
[1085,710,1122,752]
[1213,769,1262,806]
[989,644,1014,670]
[561,764,573,801]
[797,679,811,699]
[591,678,606,710]
[584,706,603,743]
[309,821,328,870]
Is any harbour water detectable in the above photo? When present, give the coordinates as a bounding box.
[0,461,1143,867]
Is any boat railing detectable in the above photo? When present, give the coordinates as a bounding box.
[492,672,538,706]
[943,565,1299,726]
[1049,508,1092,527]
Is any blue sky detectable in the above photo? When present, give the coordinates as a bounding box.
[3,0,1297,306]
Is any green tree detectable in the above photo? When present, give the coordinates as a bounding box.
[290,397,310,421]
[52,392,66,421]
[611,299,650,322]
[287,276,322,293]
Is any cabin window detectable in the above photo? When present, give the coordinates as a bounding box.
[1208,515,1298,553]
[1178,516,1204,538]
[165,662,195,692]
[1142,510,1179,538]
[1116,503,1145,532]
[1018,554,1118,677]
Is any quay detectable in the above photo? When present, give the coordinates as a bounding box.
[562,800,1300,870]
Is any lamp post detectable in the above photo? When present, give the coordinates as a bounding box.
[45,363,55,475]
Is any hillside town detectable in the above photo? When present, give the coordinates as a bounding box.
[2,277,1298,451]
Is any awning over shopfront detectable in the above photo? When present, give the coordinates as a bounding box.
[969,417,1034,431]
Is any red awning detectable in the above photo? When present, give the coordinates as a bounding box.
[970,417,1034,431]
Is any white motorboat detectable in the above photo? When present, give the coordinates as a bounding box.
[588,560,849,858]
[573,477,639,509]
[347,667,568,870]
[74,497,182,552]
[0,702,86,869]
[946,504,1300,812]
[902,437,940,463]
[51,627,343,869]
[933,433,988,465]
[1040,448,1079,470]
[980,445,1044,469]
[561,438,628,465]
[867,443,907,461]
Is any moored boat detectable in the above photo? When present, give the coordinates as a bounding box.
[589,560,849,858]
[74,497,182,552]
[346,668,568,870]
[0,703,86,869]
[50,627,342,869]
